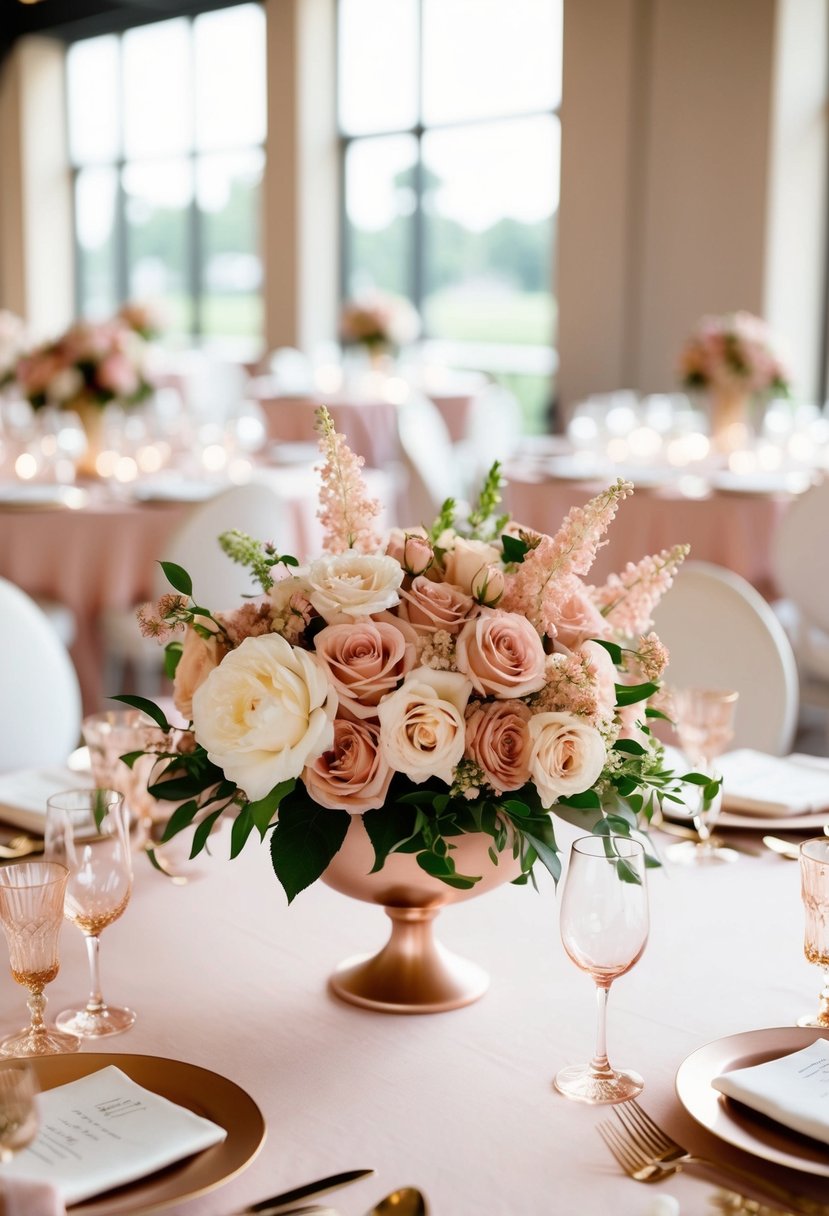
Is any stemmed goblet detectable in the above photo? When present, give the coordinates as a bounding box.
[667,686,739,865]
[798,837,829,1028]
[0,1062,40,1159]
[45,788,135,1038]
[0,861,80,1057]
[554,835,649,1104]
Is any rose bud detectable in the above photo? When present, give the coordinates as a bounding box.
[403,533,434,576]
[471,563,505,607]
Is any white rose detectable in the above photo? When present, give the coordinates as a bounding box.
[378,668,472,785]
[306,552,403,622]
[528,712,606,808]
[442,537,501,594]
[192,633,337,801]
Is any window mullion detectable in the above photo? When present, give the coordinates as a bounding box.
[189,19,202,340]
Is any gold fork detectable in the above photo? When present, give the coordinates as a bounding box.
[0,834,42,860]
[597,1099,829,1216]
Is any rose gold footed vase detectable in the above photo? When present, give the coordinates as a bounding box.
[321,819,522,1014]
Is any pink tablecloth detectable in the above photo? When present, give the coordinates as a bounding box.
[504,473,792,597]
[0,814,823,1215]
[258,395,401,469]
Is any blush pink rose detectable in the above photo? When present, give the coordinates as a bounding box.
[465,699,532,793]
[578,639,618,721]
[173,620,228,721]
[399,575,476,634]
[96,352,139,397]
[313,613,417,719]
[303,718,392,812]
[456,610,546,698]
[553,579,610,650]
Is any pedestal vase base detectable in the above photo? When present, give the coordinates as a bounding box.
[328,905,489,1014]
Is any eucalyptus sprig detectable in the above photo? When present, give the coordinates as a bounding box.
[465,461,509,541]
[218,529,298,593]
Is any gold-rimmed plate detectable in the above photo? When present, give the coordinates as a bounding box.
[29,1053,266,1214]
[675,1027,829,1176]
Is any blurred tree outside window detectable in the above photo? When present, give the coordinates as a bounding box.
[339,0,561,431]
[67,4,266,352]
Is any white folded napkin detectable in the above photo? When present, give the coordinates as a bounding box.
[2,1066,227,1204]
[0,769,91,834]
[712,1038,829,1144]
[717,750,829,818]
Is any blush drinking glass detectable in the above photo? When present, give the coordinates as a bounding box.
[0,1062,40,1159]
[45,789,135,1038]
[667,686,739,865]
[0,861,80,1057]
[799,837,829,1029]
[554,835,649,1104]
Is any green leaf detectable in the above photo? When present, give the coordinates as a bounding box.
[163,641,184,681]
[645,707,672,722]
[110,694,170,732]
[680,772,712,786]
[592,638,623,666]
[144,847,166,874]
[501,533,530,564]
[613,739,646,756]
[247,781,296,839]
[189,808,225,860]
[230,805,256,859]
[616,857,643,884]
[159,799,200,842]
[416,852,479,889]
[522,830,561,884]
[363,803,419,872]
[557,789,602,810]
[615,681,658,707]
[269,805,350,903]
[603,814,633,835]
[159,560,193,597]
[119,750,146,771]
[503,799,532,819]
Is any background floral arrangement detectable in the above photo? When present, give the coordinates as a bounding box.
[678,310,790,397]
[338,291,420,354]
[121,407,708,901]
[14,311,155,411]
[0,309,29,390]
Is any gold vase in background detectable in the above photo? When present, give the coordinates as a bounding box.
[708,385,751,455]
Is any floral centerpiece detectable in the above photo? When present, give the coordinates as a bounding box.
[338,291,420,358]
[678,311,790,451]
[123,406,706,893]
[0,310,29,391]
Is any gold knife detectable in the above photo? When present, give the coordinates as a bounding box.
[241,1169,375,1215]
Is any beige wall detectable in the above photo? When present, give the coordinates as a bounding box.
[558,0,826,408]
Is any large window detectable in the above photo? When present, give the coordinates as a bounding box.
[67,4,266,348]
[339,0,562,429]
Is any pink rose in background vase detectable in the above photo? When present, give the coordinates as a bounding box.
[314,614,417,719]
[465,699,532,793]
[97,351,140,397]
[399,575,476,634]
[303,718,392,812]
[456,610,546,698]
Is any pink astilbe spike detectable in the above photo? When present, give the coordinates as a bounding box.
[590,543,690,637]
[315,405,381,554]
[501,478,634,636]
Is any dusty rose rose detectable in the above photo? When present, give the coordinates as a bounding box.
[96,352,139,397]
[528,712,606,807]
[471,563,505,607]
[553,579,610,650]
[399,575,476,634]
[443,537,501,594]
[455,610,546,698]
[303,718,392,812]
[173,619,228,721]
[578,639,618,721]
[313,613,417,719]
[465,699,532,793]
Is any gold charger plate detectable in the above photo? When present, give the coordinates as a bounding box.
[675,1027,829,1176]
[29,1052,266,1214]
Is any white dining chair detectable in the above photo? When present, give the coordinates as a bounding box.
[396,391,465,527]
[0,577,82,770]
[456,381,523,497]
[650,560,799,756]
[101,481,287,697]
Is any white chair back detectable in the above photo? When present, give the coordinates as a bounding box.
[461,382,523,491]
[771,477,829,634]
[152,482,287,611]
[0,578,82,770]
[396,391,464,527]
[651,560,799,756]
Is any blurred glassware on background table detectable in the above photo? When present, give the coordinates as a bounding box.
[798,836,829,1028]
[665,688,739,866]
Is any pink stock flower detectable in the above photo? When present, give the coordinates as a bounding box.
[315,406,381,554]
[591,543,689,636]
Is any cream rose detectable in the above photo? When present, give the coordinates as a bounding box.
[378,668,472,785]
[553,580,610,650]
[192,633,337,801]
[303,718,392,812]
[306,552,403,622]
[528,712,606,808]
[456,610,546,698]
[313,613,417,719]
[173,619,227,721]
[399,575,476,634]
[465,699,532,794]
[442,537,501,594]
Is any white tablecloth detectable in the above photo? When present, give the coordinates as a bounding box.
[1,818,825,1215]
